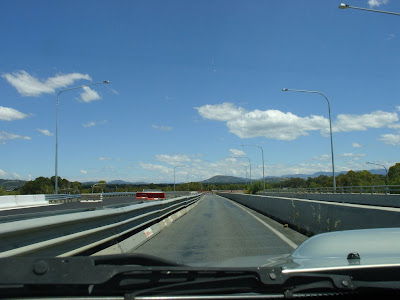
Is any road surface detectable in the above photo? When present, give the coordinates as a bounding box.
[0,196,142,223]
[133,194,307,266]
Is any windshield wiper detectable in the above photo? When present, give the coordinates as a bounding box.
[1,255,400,298]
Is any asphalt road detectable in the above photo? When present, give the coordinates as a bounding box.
[0,196,142,223]
[132,194,308,266]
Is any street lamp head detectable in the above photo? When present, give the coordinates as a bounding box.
[282,88,288,92]
[338,3,349,9]
[103,80,110,84]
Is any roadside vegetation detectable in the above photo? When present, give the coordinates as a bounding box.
[2,163,399,195]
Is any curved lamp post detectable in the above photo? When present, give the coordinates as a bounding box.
[92,182,107,193]
[241,145,265,192]
[366,161,389,185]
[282,88,336,192]
[339,3,400,16]
[55,81,110,194]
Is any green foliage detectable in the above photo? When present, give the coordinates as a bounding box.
[336,170,385,186]
[388,163,400,185]
[19,177,83,195]
[248,181,263,194]
[270,168,391,190]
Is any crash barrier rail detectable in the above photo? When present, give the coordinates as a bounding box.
[265,185,400,195]
[217,192,400,236]
[45,194,81,204]
[0,193,203,258]
[80,193,103,202]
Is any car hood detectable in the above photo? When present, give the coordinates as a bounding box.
[282,227,400,273]
[189,228,400,271]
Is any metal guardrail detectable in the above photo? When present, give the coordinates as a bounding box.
[45,194,81,204]
[264,185,400,195]
[101,192,136,198]
[0,194,203,258]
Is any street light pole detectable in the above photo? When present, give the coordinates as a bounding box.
[366,161,389,185]
[241,145,265,192]
[234,156,252,182]
[282,88,336,192]
[173,165,187,192]
[339,3,400,16]
[55,81,110,194]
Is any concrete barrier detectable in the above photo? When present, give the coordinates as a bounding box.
[0,195,48,209]
[218,193,400,236]
[261,192,400,208]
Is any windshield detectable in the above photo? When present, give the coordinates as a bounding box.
[1,0,400,298]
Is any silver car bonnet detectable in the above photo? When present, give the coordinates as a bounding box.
[283,227,400,273]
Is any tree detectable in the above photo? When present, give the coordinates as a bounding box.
[20,176,83,194]
[20,177,54,194]
[248,181,263,194]
[388,163,400,185]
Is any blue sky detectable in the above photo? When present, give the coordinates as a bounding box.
[1,0,400,183]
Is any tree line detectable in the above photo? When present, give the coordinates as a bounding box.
[2,163,399,195]
[247,163,400,194]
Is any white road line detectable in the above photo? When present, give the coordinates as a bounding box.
[226,197,298,249]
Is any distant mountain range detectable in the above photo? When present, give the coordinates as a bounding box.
[278,169,387,179]
[1,169,388,187]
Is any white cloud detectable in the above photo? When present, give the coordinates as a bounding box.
[0,106,29,121]
[80,86,101,102]
[228,109,327,140]
[0,169,8,178]
[387,33,396,41]
[311,154,330,161]
[352,142,362,148]
[333,111,398,132]
[82,120,107,128]
[368,0,389,8]
[80,170,88,174]
[229,148,246,157]
[37,129,53,136]
[152,124,173,131]
[388,123,400,129]
[83,121,96,128]
[2,70,91,97]
[196,103,327,140]
[196,102,246,121]
[99,157,112,161]
[196,102,399,141]
[340,153,366,160]
[155,154,192,165]
[139,162,170,173]
[11,172,21,179]
[379,134,400,146]
[0,131,31,143]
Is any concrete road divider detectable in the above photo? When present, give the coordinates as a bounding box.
[0,195,47,209]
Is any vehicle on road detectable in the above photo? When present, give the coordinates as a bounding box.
[136,189,166,200]
[1,228,400,298]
